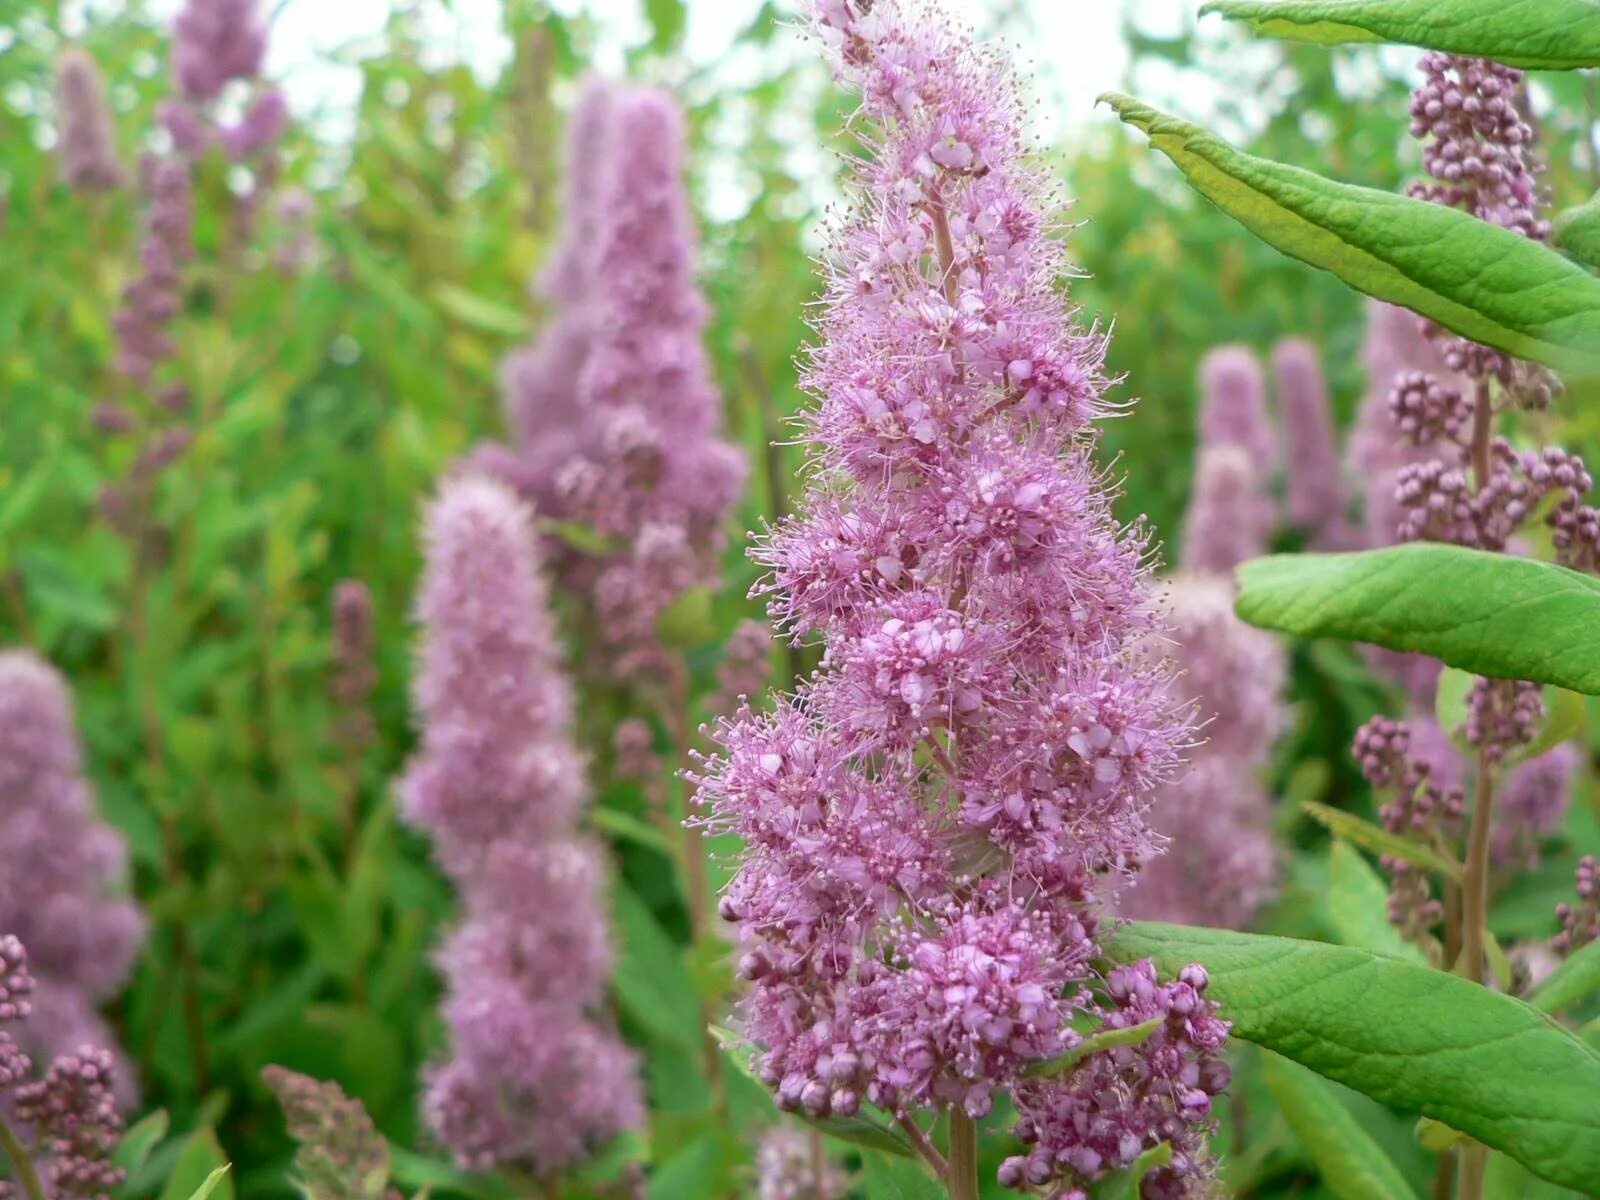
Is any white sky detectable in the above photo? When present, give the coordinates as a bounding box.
[131,0,1212,145]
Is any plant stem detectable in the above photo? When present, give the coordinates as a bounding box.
[1431,1149,1456,1200]
[809,1128,830,1200]
[1461,748,1497,987]
[0,1114,47,1200]
[895,1114,949,1180]
[1470,380,1493,492]
[1458,1144,1487,1200]
[947,1113,981,1200]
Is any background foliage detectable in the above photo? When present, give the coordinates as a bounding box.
[1,1,1597,1197]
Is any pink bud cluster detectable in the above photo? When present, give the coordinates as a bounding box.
[0,938,126,1200]
[262,1065,397,1200]
[696,2,1214,1191]
[398,476,641,1174]
[53,49,124,193]
[1003,962,1229,1196]
[1554,856,1598,957]
[1126,575,1284,930]
[0,653,143,1081]
[329,580,378,755]
[483,80,746,679]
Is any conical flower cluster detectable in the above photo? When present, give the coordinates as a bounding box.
[0,652,144,1079]
[695,3,1218,1193]
[399,476,641,1173]
[485,80,745,677]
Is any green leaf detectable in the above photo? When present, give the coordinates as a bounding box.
[644,0,686,51]
[590,806,674,856]
[647,1135,720,1200]
[1024,1017,1165,1078]
[387,1147,520,1200]
[113,1108,170,1174]
[1327,841,1427,964]
[1199,0,1600,69]
[1434,667,1474,741]
[1303,801,1463,881]
[1103,923,1600,1191]
[158,1131,233,1200]
[611,881,703,1054]
[1100,94,1600,376]
[862,1151,944,1200]
[1414,1116,1470,1153]
[1235,547,1600,695]
[1261,1052,1418,1200]
[428,284,527,338]
[1529,938,1600,1015]
[184,1167,231,1200]
[1516,687,1588,764]
[1553,194,1600,270]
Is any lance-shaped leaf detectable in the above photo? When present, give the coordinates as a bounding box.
[1199,0,1600,70]
[1103,923,1600,1191]
[1234,545,1600,695]
[1260,1052,1420,1200]
[1100,93,1600,377]
[1302,801,1463,881]
[1327,841,1428,964]
[1554,194,1600,270]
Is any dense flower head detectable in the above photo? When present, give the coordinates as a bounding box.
[1178,446,1273,574]
[1004,960,1229,1195]
[1272,339,1349,545]
[1198,345,1275,466]
[699,3,1204,1186]
[171,0,269,103]
[263,1065,394,1200]
[0,653,144,1043]
[54,49,124,193]
[1125,575,1283,929]
[399,476,641,1173]
[112,158,194,387]
[398,477,584,865]
[487,80,746,675]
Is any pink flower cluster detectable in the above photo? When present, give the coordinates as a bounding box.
[695,2,1215,1190]
[0,937,126,1200]
[1005,962,1229,1196]
[398,477,640,1174]
[482,79,745,678]
[1126,575,1284,930]
[53,49,124,193]
[1272,339,1351,548]
[0,653,143,1084]
[1181,348,1274,574]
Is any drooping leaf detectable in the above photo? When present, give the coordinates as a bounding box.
[1199,0,1600,69]
[1261,1051,1419,1200]
[1326,841,1427,964]
[1103,923,1600,1190]
[1100,93,1600,376]
[1529,938,1600,1015]
[1234,546,1600,695]
[1303,802,1463,880]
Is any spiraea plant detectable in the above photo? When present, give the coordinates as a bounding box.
[695,3,1230,1196]
[1107,3,1600,1197]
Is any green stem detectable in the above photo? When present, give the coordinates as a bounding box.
[947,1113,980,1200]
[1458,1143,1487,1200]
[0,1114,47,1200]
